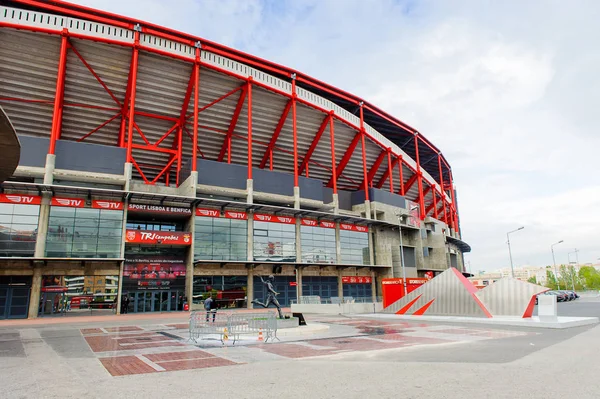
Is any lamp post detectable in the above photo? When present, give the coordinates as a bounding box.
[396,206,419,297]
[506,227,525,278]
[568,248,579,291]
[551,240,564,289]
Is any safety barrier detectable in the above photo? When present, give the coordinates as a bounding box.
[189,311,279,345]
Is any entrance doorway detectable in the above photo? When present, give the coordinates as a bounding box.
[0,276,31,320]
[128,289,185,313]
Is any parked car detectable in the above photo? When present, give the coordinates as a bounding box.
[537,291,568,303]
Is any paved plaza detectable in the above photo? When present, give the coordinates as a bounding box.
[1,298,599,398]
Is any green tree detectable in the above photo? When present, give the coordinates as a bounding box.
[579,266,600,290]
[527,276,537,284]
[545,269,558,290]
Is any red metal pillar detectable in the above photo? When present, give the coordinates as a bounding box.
[387,149,394,193]
[49,30,69,155]
[329,112,337,194]
[433,189,438,219]
[449,169,460,234]
[126,27,141,163]
[192,44,201,172]
[438,155,448,226]
[247,77,253,180]
[359,103,369,201]
[397,156,405,196]
[292,74,299,187]
[414,134,425,219]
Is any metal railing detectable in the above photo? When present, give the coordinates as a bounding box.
[189,311,279,345]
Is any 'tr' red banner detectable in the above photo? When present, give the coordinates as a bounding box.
[0,194,41,205]
[92,200,123,210]
[125,230,192,245]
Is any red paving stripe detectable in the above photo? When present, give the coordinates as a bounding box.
[159,357,238,371]
[100,356,157,376]
[259,344,338,358]
[85,335,183,353]
[145,350,215,362]
[81,328,104,335]
[165,323,189,329]
[116,336,173,344]
[104,326,144,333]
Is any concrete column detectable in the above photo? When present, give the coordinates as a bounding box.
[123,162,133,192]
[180,171,198,197]
[246,179,254,204]
[296,266,303,298]
[368,227,375,265]
[371,270,377,302]
[247,211,254,262]
[27,266,42,318]
[332,193,339,215]
[337,268,344,300]
[185,206,196,310]
[293,186,300,209]
[335,223,342,264]
[43,154,55,185]
[34,194,51,257]
[116,200,128,315]
[364,200,371,220]
[247,266,254,309]
[295,218,302,263]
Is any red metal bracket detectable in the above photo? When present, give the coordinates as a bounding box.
[298,114,330,175]
[258,100,292,169]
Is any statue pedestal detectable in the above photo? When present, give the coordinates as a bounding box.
[277,317,300,329]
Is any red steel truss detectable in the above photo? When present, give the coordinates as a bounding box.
[0,0,462,231]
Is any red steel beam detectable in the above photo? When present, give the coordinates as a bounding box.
[360,150,386,189]
[438,155,448,225]
[49,30,69,155]
[414,135,425,219]
[217,86,247,163]
[449,170,459,234]
[403,173,419,194]
[375,156,399,189]
[397,156,405,196]
[292,77,299,187]
[118,48,135,147]
[387,150,394,193]
[125,29,140,163]
[359,105,369,201]
[433,188,439,219]
[424,190,438,216]
[76,112,120,142]
[258,100,292,169]
[298,114,330,175]
[326,132,360,188]
[192,46,201,172]
[329,112,338,194]
[247,78,253,179]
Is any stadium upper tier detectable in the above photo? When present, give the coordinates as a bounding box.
[0,0,459,228]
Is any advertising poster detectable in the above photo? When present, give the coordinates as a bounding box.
[123,256,186,290]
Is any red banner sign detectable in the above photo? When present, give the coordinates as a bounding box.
[0,194,41,205]
[253,214,296,224]
[195,208,248,220]
[125,230,192,245]
[301,219,336,228]
[92,200,123,210]
[381,278,429,285]
[340,223,368,233]
[289,282,298,287]
[128,203,191,215]
[342,276,372,284]
[51,197,85,208]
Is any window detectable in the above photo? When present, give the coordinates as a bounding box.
[423,247,429,257]
[46,207,123,258]
[194,218,247,261]
[0,203,39,257]
[253,221,296,262]
[193,276,247,309]
[340,230,369,265]
[300,226,336,264]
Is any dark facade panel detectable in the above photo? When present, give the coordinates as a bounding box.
[55,140,125,175]
[195,159,247,190]
[17,135,48,168]
[402,246,416,268]
[322,186,333,204]
[253,168,294,196]
[298,175,323,202]
[338,190,353,211]
[351,188,406,209]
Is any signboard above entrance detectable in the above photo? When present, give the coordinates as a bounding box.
[128,203,192,215]
[0,194,41,205]
[196,208,248,220]
[341,276,372,284]
[125,230,192,245]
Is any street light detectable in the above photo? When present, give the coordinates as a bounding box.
[396,205,419,297]
[568,248,579,292]
[551,240,564,289]
[506,227,525,278]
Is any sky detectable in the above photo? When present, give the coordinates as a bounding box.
[69,0,600,273]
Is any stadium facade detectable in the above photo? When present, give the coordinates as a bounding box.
[0,0,470,319]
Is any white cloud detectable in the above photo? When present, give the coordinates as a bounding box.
[69,0,600,270]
